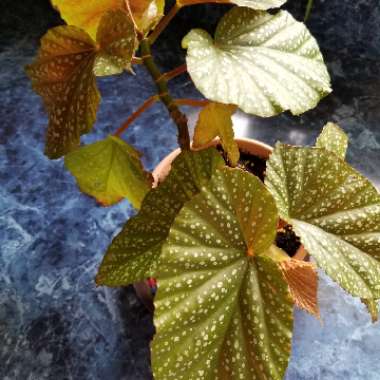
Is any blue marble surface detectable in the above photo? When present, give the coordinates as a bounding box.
[1,0,380,379]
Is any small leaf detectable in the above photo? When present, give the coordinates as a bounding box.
[266,144,380,300]
[96,148,224,286]
[51,0,125,40]
[280,259,320,318]
[94,9,137,76]
[183,8,331,117]
[153,168,293,380]
[64,136,151,208]
[178,0,286,10]
[316,122,348,159]
[129,0,164,33]
[193,102,239,166]
[26,26,100,159]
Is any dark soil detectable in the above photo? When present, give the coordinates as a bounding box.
[237,150,267,182]
[217,146,267,181]
[276,224,301,257]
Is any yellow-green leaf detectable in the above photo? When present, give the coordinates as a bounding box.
[316,122,348,159]
[193,102,239,166]
[64,136,151,208]
[315,122,348,160]
[51,0,125,40]
[25,26,100,158]
[94,9,137,76]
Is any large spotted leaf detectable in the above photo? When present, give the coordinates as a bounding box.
[153,168,293,380]
[182,8,331,117]
[265,144,380,301]
[64,136,151,208]
[96,148,224,286]
[26,26,99,158]
[94,9,137,76]
[178,0,286,10]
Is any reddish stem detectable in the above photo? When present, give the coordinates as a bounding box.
[174,98,210,107]
[114,95,159,137]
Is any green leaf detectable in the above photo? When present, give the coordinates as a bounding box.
[153,168,293,380]
[96,148,224,286]
[316,122,348,159]
[182,8,331,117]
[25,26,100,159]
[51,0,125,40]
[193,102,239,166]
[94,9,137,76]
[178,0,286,10]
[64,136,151,208]
[265,143,380,300]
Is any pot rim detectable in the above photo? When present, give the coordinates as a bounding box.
[152,137,273,186]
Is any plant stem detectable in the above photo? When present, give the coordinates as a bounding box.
[149,3,181,44]
[140,38,191,150]
[304,0,314,21]
[114,95,159,137]
[175,98,209,107]
[160,64,187,81]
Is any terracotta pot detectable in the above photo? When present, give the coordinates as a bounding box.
[133,138,306,311]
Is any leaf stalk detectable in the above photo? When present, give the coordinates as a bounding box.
[114,95,159,137]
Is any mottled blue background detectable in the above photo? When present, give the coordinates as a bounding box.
[1,0,380,379]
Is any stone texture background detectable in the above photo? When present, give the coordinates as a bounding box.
[1,0,380,379]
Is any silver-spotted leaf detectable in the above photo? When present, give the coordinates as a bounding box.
[96,148,224,286]
[153,168,293,380]
[26,26,100,159]
[183,8,331,117]
[94,9,137,76]
[64,136,151,208]
[266,144,380,300]
[316,122,348,159]
[193,102,239,166]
